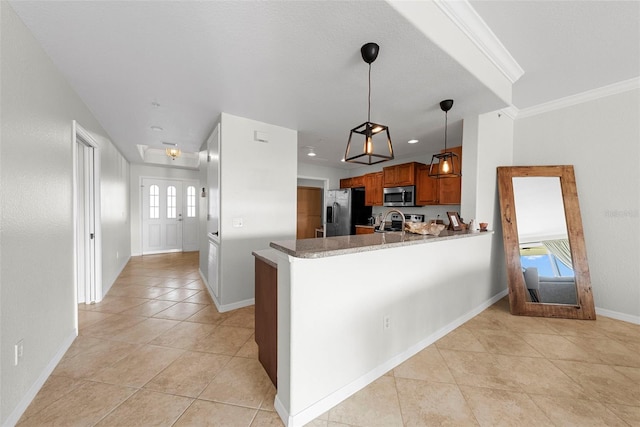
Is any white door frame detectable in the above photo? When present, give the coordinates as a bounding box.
[72,121,103,311]
[139,176,199,255]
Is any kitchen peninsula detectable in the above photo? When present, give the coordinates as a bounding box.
[266,229,504,427]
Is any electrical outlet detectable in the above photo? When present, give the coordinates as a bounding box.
[383,315,391,331]
[14,340,24,366]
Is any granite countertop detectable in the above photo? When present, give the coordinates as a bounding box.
[252,248,279,268]
[270,229,493,259]
[355,224,376,228]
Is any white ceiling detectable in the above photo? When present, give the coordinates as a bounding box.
[10,1,639,169]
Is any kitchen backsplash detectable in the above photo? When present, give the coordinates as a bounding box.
[371,205,461,224]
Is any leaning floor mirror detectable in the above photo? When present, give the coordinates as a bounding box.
[497,165,596,320]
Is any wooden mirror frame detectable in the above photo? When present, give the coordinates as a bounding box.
[497,165,596,320]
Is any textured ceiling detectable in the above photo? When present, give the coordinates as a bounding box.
[9,1,639,169]
[471,0,640,108]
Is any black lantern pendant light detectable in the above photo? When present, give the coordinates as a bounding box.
[429,99,461,178]
[344,42,394,165]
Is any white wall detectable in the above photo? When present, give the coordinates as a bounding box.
[101,143,131,294]
[297,162,345,190]
[276,234,502,426]
[217,113,297,308]
[513,89,640,320]
[1,3,130,423]
[129,164,200,256]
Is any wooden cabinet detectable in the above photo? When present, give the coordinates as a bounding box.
[437,146,462,205]
[339,177,352,188]
[340,175,365,188]
[364,172,383,206]
[351,175,365,187]
[255,257,277,387]
[383,162,421,187]
[355,225,375,235]
[416,165,438,205]
[415,146,462,205]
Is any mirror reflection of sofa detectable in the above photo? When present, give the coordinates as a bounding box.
[523,267,577,305]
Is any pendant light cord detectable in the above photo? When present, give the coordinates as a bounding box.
[444,110,448,151]
[367,63,372,123]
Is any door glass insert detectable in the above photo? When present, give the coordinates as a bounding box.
[167,185,177,219]
[187,186,196,218]
[149,185,160,219]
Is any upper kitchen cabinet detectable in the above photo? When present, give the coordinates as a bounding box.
[383,162,422,187]
[416,146,462,205]
[364,172,383,206]
[339,178,352,189]
[437,146,462,204]
[416,165,438,205]
[340,176,365,188]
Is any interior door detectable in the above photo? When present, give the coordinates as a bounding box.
[76,141,96,303]
[297,187,322,239]
[142,178,184,254]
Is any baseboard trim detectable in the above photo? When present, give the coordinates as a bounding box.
[2,329,77,427]
[101,255,131,298]
[277,288,508,427]
[198,269,254,313]
[596,307,640,325]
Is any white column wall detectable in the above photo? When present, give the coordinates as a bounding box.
[218,113,297,308]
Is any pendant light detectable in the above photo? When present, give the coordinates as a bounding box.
[344,42,394,165]
[165,147,181,160]
[429,99,461,178]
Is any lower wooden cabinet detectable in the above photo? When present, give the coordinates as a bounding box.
[254,257,277,387]
[355,226,375,235]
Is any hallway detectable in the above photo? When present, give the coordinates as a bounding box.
[16,252,640,426]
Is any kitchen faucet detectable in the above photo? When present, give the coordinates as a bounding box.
[380,209,405,233]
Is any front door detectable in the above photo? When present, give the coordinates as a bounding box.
[142,178,184,254]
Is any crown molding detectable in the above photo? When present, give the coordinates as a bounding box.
[516,77,640,119]
[433,0,524,83]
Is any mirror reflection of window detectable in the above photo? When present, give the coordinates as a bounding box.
[512,177,577,305]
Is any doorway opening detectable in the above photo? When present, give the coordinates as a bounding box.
[73,121,102,307]
[296,177,328,238]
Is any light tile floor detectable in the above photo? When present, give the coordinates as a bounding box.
[18,252,640,426]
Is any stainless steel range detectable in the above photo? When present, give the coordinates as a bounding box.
[389,213,424,231]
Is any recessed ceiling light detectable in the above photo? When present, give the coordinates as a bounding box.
[307,147,317,157]
[408,139,419,144]
[151,126,163,131]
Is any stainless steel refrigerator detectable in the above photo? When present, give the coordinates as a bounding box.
[325,188,372,236]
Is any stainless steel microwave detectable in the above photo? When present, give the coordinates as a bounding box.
[383,186,415,207]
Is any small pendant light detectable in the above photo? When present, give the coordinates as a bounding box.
[429,99,461,178]
[165,147,181,160]
[344,42,394,165]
